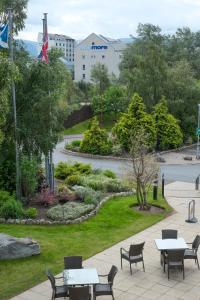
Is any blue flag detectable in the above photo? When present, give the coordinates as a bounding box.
[0,23,9,49]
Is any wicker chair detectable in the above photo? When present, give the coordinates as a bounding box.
[161,229,178,265]
[69,286,91,300]
[162,229,178,239]
[120,242,145,275]
[46,269,69,300]
[64,256,83,269]
[93,265,118,300]
[184,235,200,269]
[165,250,185,280]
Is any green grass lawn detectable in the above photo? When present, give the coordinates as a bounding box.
[63,114,116,135]
[0,193,171,299]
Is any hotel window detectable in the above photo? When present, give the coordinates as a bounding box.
[102,55,105,59]
[82,55,85,59]
[83,64,85,70]
[82,74,86,79]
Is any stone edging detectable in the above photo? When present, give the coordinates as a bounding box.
[0,192,133,226]
[62,143,197,162]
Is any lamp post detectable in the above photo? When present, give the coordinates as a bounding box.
[196,104,200,159]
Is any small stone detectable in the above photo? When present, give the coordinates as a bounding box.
[184,156,193,161]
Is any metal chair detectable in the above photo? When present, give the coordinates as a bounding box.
[69,286,91,300]
[165,250,185,280]
[46,269,69,300]
[161,229,178,265]
[120,242,145,275]
[184,234,200,269]
[93,265,118,300]
[64,256,83,269]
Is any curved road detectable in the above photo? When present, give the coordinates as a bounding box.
[53,140,200,183]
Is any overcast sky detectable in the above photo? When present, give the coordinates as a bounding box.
[18,0,200,41]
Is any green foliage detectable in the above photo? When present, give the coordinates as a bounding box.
[92,85,128,121]
[47,202,94,221]
[120,23,167,106]
[55,162,74,180]
[24,207,38,219]
[20,156,38,199]
[80,117,112,155]
[91,63,110,94]
[0,0,28,34]
[153,98,183,150]
[103,170,116,179]
[71,140,81,147]
[79,174,129,193]
[55,161,92,180]
[72,185,102,205]
[0,190,15,206]
[65,174,81,186]
[0,198,24,219]
[113,93,156,150]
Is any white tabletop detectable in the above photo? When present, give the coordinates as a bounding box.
[155,238,188,251]
[63,268,99,286]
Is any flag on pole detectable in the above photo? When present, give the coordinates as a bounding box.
[0,23,9,49]
[38,15,48,63]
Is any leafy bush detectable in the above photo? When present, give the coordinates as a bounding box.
[55,161,92,180]
[24,207,38,219]
[47,202,94,221]
[73,162,92,175]
[20,156,38,199]
[0,199,24,219]
[72,185,102,205]
[38,188,55,206]
[65,174,81,186]
[0,190,15,206]
[103,169,116,179]
[79,174,129,192]
[80,117,112,155]
[71,140,81,147]
[55,162,74,180]
[112,144,123,156]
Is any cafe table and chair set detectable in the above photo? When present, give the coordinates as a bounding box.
[46,230,200,299]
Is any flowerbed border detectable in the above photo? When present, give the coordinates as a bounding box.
[0,192,133,225]
[62,143,197,162]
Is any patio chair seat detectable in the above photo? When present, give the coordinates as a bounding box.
[55,285,68,298]
[121,253,143,263]
[184,249,196,259]
[94,283,112,294]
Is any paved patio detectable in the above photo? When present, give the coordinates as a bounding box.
[11,181,200,300]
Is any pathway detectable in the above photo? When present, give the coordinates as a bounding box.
[11,181,200,300]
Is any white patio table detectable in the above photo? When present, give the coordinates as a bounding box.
[63,268,99,286]
[155,237,188,251]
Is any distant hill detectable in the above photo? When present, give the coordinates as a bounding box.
[17,40,38,57]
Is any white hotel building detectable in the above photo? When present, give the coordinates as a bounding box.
[38,33,75,62]
[74,33,133,82]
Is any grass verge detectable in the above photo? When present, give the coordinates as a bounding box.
[63,114,116,135]
[0,192,171,299]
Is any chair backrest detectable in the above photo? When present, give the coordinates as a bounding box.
[162,229,178,239]
[167,250,185,263]
[192,235,200,252]
[46,270,56,290]
[64,256,83,269]
[69,286,90,300]
[108,265,118,285]
[129,242,145,257]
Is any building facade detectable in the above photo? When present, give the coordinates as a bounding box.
[38,33,75,62]
[74,33,132,82]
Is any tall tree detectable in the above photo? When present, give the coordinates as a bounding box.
[120,23,167,107]
[0,0,27,34]
[91,62,110,95]
[113,93,156,150]
[153,98,183,150]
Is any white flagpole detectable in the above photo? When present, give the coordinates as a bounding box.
[8,8,21,200]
